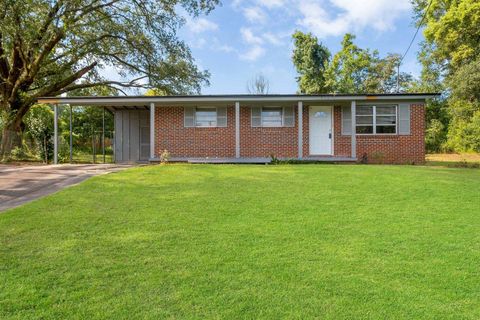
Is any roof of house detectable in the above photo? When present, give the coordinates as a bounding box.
[37,93,439,107]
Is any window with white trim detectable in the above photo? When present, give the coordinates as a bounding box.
[251,106,294,127]
[184,106,227,128]
[195,107,217,127]
[356,104,397,134]
[262,107,283,127]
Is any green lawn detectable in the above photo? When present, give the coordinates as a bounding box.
[1,164,480,319]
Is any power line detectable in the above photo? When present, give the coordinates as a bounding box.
[397,0,433,91]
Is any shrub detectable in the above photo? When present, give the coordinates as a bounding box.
[160,150,171,164]
[10,146,28,160]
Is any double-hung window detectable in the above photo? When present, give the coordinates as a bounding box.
[261,107,283,127]
[184,106,227,127]
[356,105,397,134]
[251,106,295,127]
[195,107,217,127]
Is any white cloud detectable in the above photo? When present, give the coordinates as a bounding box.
[243,6,268,23]
[186,17,219,34]
[219,45,235,53]
[207,37,237,54]
[221,0,411,65]
[190,37,207,49]
[240,45,266,61]
[262,32,283,46]
[241,28,264,45]
[231,0,244,9]
[240,28,266,61]
[297,0,411,38]
[256,0,285,8]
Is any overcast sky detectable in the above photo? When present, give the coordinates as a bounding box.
[178,0,423,94]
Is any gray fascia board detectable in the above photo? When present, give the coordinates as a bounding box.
[38,94,439,106]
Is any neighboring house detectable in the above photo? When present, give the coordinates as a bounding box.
[38,93,437,164]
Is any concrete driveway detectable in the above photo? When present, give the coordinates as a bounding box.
[0,164,133,212]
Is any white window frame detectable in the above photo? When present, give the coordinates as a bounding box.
[194,106,218,128]
[261,106,284,127]
[356,104,398,135]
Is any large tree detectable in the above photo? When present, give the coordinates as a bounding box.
[412,0,480,152]
[292,32,412,94]
[324,34,413,93]
[0,0,218,158]
[292,31,330,94]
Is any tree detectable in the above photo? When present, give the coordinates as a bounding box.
[444,58,480,151]
[292,32,412,94]
[292,31,330,94]
[413,0,480,70]
[24,104,54,162]
[412,0,480,152]
[0,0,218,159]
[324,34,412,93]
[246,73,270,94]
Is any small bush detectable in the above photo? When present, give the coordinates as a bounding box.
[270,154,280,164]
[10,146,28,160]
[370,151,385,164]
[160,150,171,164]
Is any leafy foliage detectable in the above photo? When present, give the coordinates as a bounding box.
[24,105,54,162]
[325,34,412,93]
[425,100,449,152]
[292,31,330,94]
[413,0,480,152]
[0,0,219,158]
[292,32,412,94]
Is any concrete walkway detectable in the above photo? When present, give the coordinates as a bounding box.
[0,164,133,212]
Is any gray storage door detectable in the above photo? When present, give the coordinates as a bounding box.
[139,111,150,161]
[114,110,150,162]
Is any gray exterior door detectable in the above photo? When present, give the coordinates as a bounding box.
[114,110,150,162]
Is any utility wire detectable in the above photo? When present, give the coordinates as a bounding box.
[397,0,433,92]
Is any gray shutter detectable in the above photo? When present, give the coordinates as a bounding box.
[184,107,195,127]
[217,107,227,127]
[398,103,411,135]
[341,106,352,135]
[251,107,261,127]
[283,106,295,127]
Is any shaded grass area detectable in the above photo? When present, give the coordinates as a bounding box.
[1,164,480,319]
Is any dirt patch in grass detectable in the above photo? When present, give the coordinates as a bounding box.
[426,153,480,168]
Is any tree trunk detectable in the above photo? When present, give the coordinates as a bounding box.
[0,123,23,160]
[0,98,32,160]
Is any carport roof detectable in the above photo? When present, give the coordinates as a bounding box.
[37,93,439,107]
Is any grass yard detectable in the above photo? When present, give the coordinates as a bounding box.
[426,153,480,168]
[1,164,480,319]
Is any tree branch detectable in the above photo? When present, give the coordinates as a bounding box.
[32,61,98,99]
[58,76,150,94]
[72,0,120,22]
[34,0,64,49]
[28,30,65,81]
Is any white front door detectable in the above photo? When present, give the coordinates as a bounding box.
[309,106,333,155]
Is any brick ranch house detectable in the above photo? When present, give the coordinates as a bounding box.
[38,93,438,164]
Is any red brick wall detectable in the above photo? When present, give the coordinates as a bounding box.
[240,106,298,158]
[333,104,426,164]
[155,106,235,158]
[154,103,425,164]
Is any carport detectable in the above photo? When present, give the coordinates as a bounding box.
[39,97,155,164]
